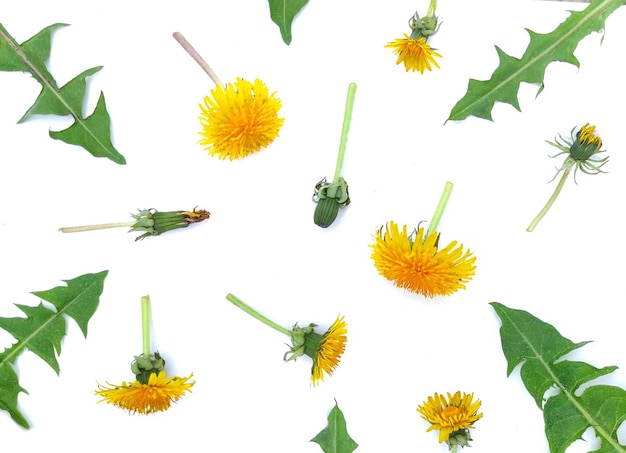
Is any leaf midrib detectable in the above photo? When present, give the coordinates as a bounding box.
[454,0,617,120]
[503,309,626,452]
[0,25,115,160]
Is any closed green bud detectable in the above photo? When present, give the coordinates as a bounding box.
[314,198,340,228]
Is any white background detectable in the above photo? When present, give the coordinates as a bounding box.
[1,1,625,452]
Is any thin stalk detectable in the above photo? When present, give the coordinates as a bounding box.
[58,221,134,233]
[226,293,291,337]
[450,445,457,453]
[527,167,571,232]
[427,181,453,237]
[173,32,224,87]
[141,295,151,358]
[333,82,358,183]
[426,0,438,17]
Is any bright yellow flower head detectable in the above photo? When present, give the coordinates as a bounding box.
[385,35,442,73]
[417,391,483,444]
[95,370,194,414]
[370,222,475,297]
[311,316,348,386]
[199,78,284,160]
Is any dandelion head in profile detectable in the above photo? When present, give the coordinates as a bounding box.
[95,296,194,414]
[417,391,483,449]
[385,0,442,73]
[199,78,285,160]
[370,182,476,298]
[527,122,608,232]
[226,294,347,386]
[96,368,195,415]
[370,222,475,297]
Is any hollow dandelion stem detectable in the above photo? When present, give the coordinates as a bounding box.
[427,181,453,236]
[226,293,291,337]
[173,31,224,87]
[527,166,571,232]
[59,221,134,233]
[333,83,358,183]
[141,295,151,358]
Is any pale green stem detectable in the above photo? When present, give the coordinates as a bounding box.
[226,294,291,337]
[450,445,457,453]
[333,82,358,183]
[141,295,151,358]
[526,166,571,232]
[426,0,438,17]
[58,221,134,233]
[173,32,224,87]
[427,181,453,237]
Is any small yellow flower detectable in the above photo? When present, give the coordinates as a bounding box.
[311,316,348,386]
[95,370,195,415]
[370,222,476,297]
[385,34,442,73]
[199,78,284,160]
[417,391,483,445]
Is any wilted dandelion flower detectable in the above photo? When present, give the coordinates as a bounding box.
[95,296,194,414]
[526,122,608,232]
[199,78,284,160]
[226,294,347,386]
[417,391,483,449]
[386,0,442,73]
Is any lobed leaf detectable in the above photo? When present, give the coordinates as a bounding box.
[268,0,309,45]
[491,302,626,453]
[0,23,126,164]
[311,401,358,453]
[0,271,108,429]
[447,0,622,122]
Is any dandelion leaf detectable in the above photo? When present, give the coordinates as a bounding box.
[0,23,125,164]
[447,0,622,122]
[491,302,626,453]
[311,402,358,453]
[268,0,309,45]
[0,271,108,429]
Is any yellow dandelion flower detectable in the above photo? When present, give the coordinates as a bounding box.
[527,122,608,232]
[95,370,194,415]
[226,294,347,386]
[385,34,442,73]
[311,316,348,386]
[417,391,483,445]
[371,222,476,297]
[199,78,284,160]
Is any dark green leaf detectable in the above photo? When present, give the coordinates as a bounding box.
[311,401,358,453]
[0,271,108,429]
[268,0,309,45]
[447,0,622,122]
[491,302,626,453]
[0,23,126,164]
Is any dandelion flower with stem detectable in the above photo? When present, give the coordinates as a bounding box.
[95,295,194,414]
[173,32,284,160]
[417,391,483,451]
[226,293,347,386]
[59,207,210,241]
[527,123,608,232]
[385,0,442,73]
[312,82,357,228]
[370,182,476,297]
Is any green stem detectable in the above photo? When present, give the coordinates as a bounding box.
[426,0,438,17]
[526,166,571,232]
[141,295,151,358]
[58,221,134,233]
[450,445,457,453]
[173,31,224,87]
[333,82,358,183]
[427,181,453,237]
[226,294,291,337]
